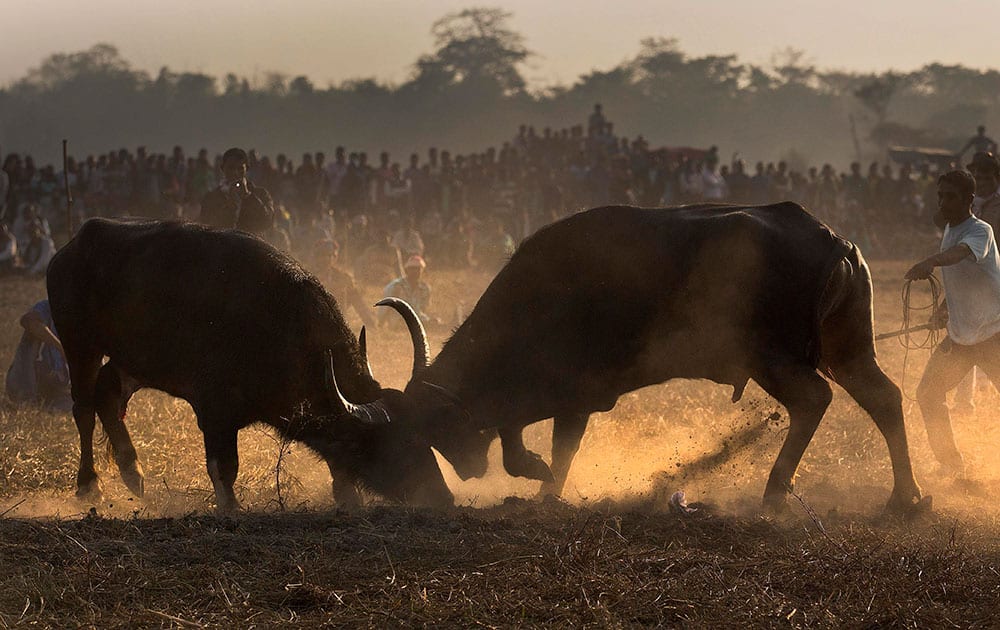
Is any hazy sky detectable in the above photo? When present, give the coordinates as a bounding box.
[5,0,999,88]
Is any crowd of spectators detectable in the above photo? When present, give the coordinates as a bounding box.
[0,104,969,285]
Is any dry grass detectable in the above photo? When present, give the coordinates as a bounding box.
[4,249,1000,627]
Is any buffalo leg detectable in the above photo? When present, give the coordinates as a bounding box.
[538,413,590,498]
[94,363,144,497]
[499,426,555,482]
[202,428,240,513]
[831,356,924,511]
[65,348,102,499]
[756,364,833,511]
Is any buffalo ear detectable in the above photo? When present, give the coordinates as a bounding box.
[405,380,471,422]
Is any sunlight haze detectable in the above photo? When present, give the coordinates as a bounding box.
[4,0,999,87]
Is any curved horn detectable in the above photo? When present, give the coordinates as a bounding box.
[324,350,389,425]
[358,326,375,381]
[375,297,429,381]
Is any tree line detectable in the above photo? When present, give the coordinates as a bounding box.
[2,7,998,168]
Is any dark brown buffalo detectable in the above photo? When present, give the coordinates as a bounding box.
[386,203,925,512]
[47,218,451,511]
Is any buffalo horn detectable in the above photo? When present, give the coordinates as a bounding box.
[375,297,429,381]
[324,350,390,425]
[358,326,375,380]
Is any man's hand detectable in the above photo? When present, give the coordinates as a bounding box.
[232,178,249,197]
[929,305,949,330]
[905,260,935,280]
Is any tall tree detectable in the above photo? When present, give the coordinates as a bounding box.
[412,7,532,95]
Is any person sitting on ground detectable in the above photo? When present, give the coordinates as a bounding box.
[380,255,435,326]
[199,147,275,236]
[476,215,516,273]
[0,223,17,276]
[312,239,376,330]
[391,213,425,258]
[18,224,57,276]
[354,229,401,288]
[4,299,72,410]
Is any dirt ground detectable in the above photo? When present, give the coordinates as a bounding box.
[3,251,1000,627]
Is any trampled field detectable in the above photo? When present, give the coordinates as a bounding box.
[3,257,1000,628]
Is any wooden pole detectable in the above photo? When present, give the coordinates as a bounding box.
[874,323,932,341]
[63,139,73,241]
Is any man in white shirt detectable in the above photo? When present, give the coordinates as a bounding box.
[951,152,1000,412]
[908,170,1000,476]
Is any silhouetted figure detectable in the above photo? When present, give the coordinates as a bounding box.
[200,148,274,236]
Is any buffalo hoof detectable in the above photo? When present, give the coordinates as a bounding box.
[503,450,555,482]
[119,463,145,498]
[75,477,104,504]
[761,494,793,518]
[214,499,240,515]
[535,481,562,500]
[885,493,933,517]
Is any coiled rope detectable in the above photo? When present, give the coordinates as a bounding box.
[897,275,943,400]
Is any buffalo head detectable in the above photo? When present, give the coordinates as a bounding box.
[376,298,496,483]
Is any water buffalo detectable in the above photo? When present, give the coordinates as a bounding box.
[46,218,452,511]
[385,203,926,512]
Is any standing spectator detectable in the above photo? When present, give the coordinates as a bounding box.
[384,163,411,213]
[957,125,998,160]
[726,159,751,203]
[403,153,426,214]
[608,155,634,204]
[295,152,322,223]
[199,148,274,236]
[750,161,770,204]
[843,162,866,210]
[969,152,1000,232]
[702,159,728,201]
[588,103,606,137]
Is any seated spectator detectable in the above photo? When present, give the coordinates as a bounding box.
[5,300,72,410]
[477,215,516,273]
[312,239,376,329]
[442,210,477,269]
[391,213,425,258]
[380,255,434,326]
[19,224,57,276]
[354,230,401,287]
[0,223,17,275]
